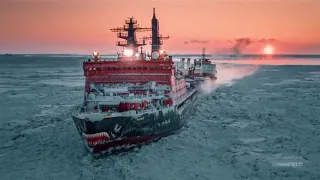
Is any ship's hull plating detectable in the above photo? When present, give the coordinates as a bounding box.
[72,90,197,156]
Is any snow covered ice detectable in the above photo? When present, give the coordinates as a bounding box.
[0,55,319,180]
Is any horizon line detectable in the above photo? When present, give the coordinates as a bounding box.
[2,53,320,56]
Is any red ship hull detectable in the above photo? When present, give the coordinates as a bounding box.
[88,132,174,155]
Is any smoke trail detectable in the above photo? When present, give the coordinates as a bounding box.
[233,38,253,54]
[210,59,320,66]
[231,38,279,54]
[200,64,259,94]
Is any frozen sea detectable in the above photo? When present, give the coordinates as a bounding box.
[0,55,320,180]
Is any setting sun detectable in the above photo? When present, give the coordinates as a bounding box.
[263,45,274,55]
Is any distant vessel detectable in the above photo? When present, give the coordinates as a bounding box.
[176,48,217,80]
[72,8,217,156]
[5,53,12,56]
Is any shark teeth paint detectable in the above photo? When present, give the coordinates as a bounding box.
[82,132,110,146]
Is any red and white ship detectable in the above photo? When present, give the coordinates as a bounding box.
[72,8,217,156]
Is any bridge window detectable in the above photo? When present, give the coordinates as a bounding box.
[143,67,147,70]
[133,67,136,70]
[113,67,116,70]
[108,67,111,70]
[117,67,121,70]
[138,67,142,70]
[122,67,126,70]
[128,67,131,70]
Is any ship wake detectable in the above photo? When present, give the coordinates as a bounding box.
[200,64,259,94]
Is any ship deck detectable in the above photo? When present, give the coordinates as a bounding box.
[73,86,198,122]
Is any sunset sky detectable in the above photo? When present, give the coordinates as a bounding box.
[1,0,320,54]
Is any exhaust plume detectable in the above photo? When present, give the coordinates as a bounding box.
[233,38,253,54]
[231,38,279,54]
[184,40,209,44]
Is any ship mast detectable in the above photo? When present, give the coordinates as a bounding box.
[151,8,169,52]
[202,48,206,61]
[110,17,151,55]
[201,48,206,75]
